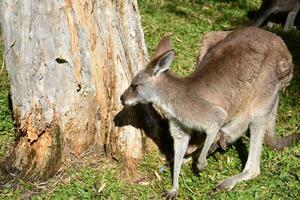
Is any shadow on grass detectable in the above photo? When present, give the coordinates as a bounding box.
[188,137,248,177]
[114,103,174,161]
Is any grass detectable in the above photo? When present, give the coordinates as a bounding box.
[0,38,14,158]
[1,0,300,199]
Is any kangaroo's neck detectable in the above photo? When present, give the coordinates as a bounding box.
[157,72,187,98]
[153,72,188,118]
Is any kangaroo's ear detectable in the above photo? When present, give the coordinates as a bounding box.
[151,35,172,60]
[152,50,175,76]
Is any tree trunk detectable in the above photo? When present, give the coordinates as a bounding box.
[0,0,151,180]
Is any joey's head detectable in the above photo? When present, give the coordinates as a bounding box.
[120,35,175,106]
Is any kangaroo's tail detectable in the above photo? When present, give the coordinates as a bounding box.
[265,129,300,150]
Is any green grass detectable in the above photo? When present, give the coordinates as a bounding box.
[142,0,261,76]
[0,39,14,158]
[1,0,300,199]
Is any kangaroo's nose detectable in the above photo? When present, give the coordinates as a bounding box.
[120,95,125,105]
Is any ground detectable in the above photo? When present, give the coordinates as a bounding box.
[1,0,300,199]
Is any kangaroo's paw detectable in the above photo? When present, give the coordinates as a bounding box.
[162,188,178,200]
[212,177,236,193]
[211,170,260,193]
[196,159,207,172]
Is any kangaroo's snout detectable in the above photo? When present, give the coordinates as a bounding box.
[120,93,125,106]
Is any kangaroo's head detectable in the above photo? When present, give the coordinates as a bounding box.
[120,36,175,106]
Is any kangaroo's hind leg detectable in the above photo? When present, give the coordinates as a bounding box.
[212,113,270,192]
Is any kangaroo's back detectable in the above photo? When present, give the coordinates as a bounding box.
[190,27,293,115]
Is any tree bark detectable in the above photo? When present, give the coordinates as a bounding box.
[0,0,150,180]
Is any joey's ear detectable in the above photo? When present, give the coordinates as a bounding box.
[152,50,175,76]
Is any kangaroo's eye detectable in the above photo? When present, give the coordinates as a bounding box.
[131,84,138,90]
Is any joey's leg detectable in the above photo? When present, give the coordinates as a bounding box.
[208,131,225,154]
[284,3,300,31]
[208,115,250,154]
[163,122,190,199]
[212,118,266,192]
[197,128,219,171]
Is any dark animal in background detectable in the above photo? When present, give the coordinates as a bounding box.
[248,0,300,31]
[120,27,299,199]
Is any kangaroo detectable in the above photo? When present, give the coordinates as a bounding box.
[120,27,299,199]
[248,0,300,31]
